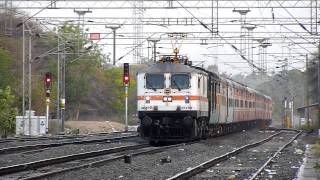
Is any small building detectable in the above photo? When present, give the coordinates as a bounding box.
[297,103,320,127]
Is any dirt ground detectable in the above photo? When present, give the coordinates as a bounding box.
[65,120,125,134]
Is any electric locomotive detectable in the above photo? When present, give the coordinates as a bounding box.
[137,54,272,143]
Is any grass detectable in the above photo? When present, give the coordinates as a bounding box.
[314,138,320,158]
[312,138,320,170]
[299,124,319,132]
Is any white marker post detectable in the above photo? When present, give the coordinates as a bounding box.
[46,96,50,133]
[125,85,128,132]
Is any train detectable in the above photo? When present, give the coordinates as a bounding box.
[137,54,272,143]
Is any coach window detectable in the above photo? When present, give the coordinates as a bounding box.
[171,74,190,90]
[146,74,165,90]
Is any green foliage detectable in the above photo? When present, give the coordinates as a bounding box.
[0,48,16,89]
[313,138,320,159]
[103,67,137,115]
[0,86,18,137]
[299,124,319,132]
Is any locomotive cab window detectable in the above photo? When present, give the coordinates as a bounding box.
[171,74,190,90]
[145,74,165,90]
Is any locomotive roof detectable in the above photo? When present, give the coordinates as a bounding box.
[141,63,205,74]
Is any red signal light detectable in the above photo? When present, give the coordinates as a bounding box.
[123,74,129,84]
[44,72,52,89]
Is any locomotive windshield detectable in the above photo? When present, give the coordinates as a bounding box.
[146,74,165,90]
[171,74,190,90]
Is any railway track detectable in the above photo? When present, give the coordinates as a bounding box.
[0,133,138,155]
[1,142,194,180]
[248,131,302,180]
[0,131,132,144]
[167,130,301,180]
[0,129,302,179]
[0,143,149,177]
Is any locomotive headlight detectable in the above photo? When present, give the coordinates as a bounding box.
[185,96,190,103]
[167,96,172,102]
[163,96,168,102]
[145,96,150,103]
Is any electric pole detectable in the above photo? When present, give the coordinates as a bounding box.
[318,43,320,126]
[148,39,160,62]
[106,25,121,66]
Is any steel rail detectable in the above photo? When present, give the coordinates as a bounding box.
[0,143,149,176]
[248,130,302,180]
[0,134,138,154]
[21,142,193,180]
[166,131,283,180]
[0,6,312,9]
[0,131,130,143]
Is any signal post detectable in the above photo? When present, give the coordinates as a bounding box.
[44,72,52,133]
[123,63,129,132]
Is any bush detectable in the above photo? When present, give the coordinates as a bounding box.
[0,86,18,137]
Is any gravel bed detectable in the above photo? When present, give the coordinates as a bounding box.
[254,132,317,180]
[3,145,157,180]
[0,137,145,168]
[0,132,135,149]
[47,129,278,180]
[195,131,301,179]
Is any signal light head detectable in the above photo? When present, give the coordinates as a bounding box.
[123,63,130,85]
[44,72,52,89]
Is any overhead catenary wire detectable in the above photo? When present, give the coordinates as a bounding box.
[276,0,312,35]
[175,0,263,72]
[16,0,57,27]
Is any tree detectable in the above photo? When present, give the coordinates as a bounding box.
[0,48,16,89]
[0,86,18,137]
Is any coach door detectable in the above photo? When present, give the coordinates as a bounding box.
[209,79,218,124]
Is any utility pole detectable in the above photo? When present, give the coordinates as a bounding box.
[22,22,25,133]
[28,26,32,135]
[305,54,310,127]
[57,35,60,134]
[291,97,294,128]
[56,30,67,134]
[318,43,320,126]
[74,9,92,55]
[106,25,121,66]
[284,97,287,128]
[148,39,160,62]
[232,9,250,56]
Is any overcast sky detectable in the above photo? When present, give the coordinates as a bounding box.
[7,0,319,76]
